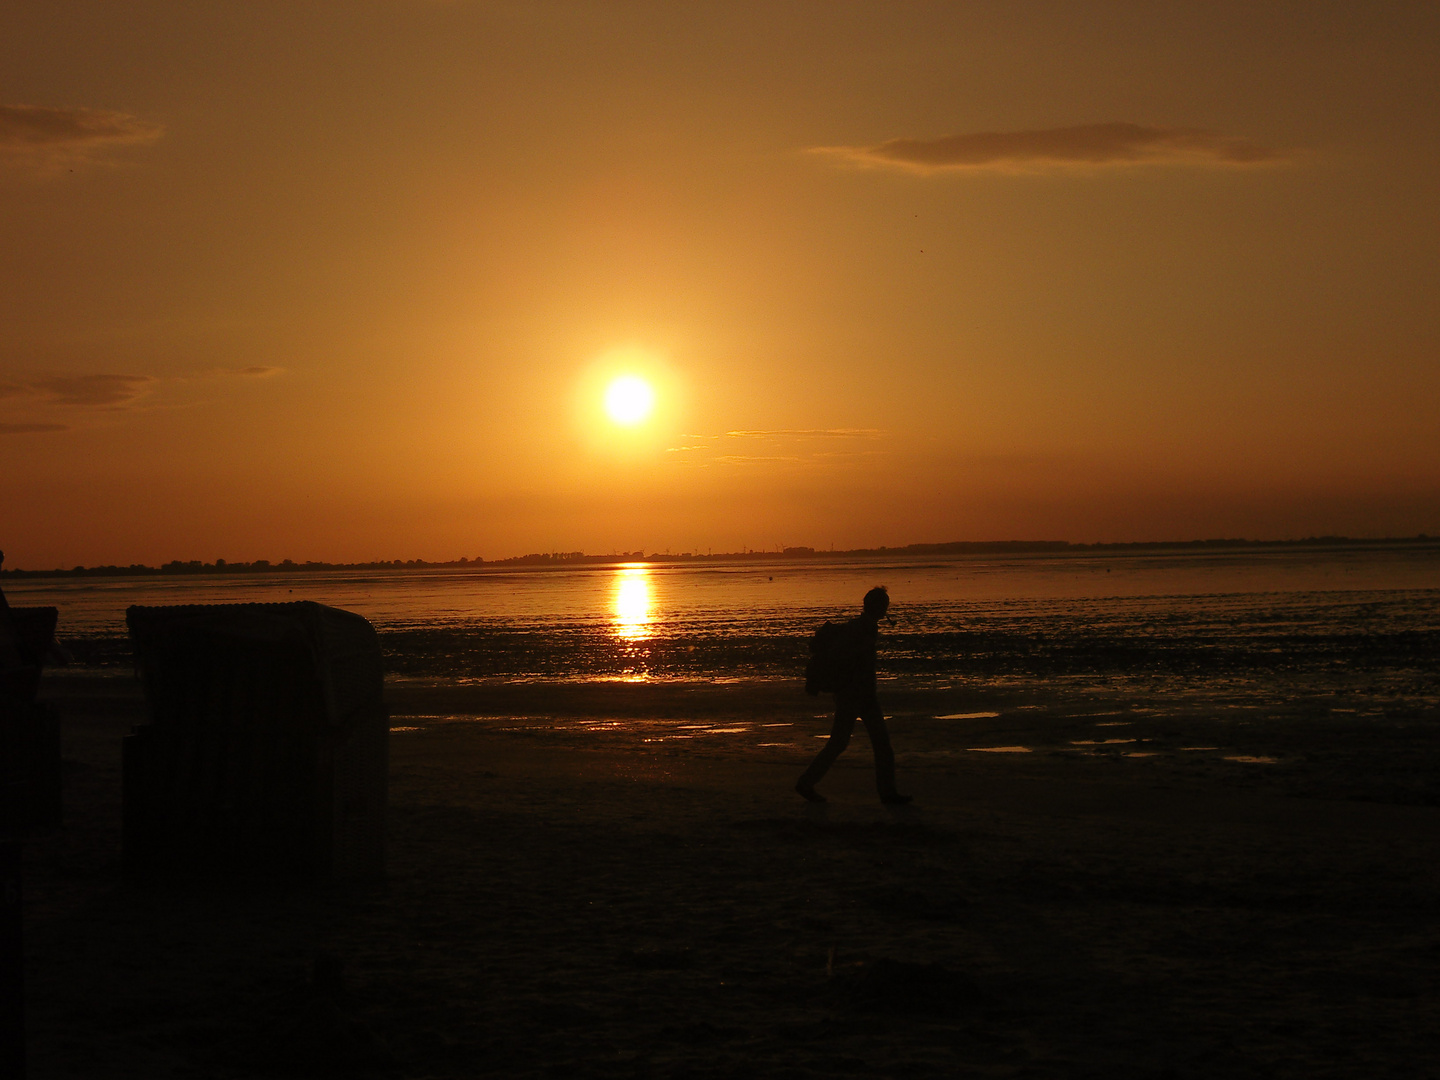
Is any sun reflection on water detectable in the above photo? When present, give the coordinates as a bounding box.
[612,567,653,642]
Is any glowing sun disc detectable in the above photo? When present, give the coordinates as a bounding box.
[604,375,655,425]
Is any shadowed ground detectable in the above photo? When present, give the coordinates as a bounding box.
[21,672,1440,1078]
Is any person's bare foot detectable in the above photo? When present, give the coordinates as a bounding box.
[795,780,826,803]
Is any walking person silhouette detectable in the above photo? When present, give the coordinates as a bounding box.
[796,586,912,805]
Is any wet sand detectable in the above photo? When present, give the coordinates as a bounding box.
[21,672,1440,1078]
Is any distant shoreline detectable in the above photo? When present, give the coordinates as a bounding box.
[3,534,1436,579]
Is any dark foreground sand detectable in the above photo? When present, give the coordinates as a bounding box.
[20,672,1440,1078]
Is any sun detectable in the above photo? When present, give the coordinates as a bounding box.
[603,374,655,426]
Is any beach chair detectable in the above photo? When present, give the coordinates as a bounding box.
[0,583,62,1080]
[123,602,388,881]
[0,600,62,837]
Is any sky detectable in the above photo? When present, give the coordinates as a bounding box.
[2,1,1438,567]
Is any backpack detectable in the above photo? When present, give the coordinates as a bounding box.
[804,620,846,696]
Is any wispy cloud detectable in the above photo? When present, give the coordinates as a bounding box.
[3,365,277,407]
[723,428,885,439]
[811,123,1282,174]
[0,104,164,169]
[27,374,153,407]
[713,455,803,465]
[0,366,282,433]
[667,428,888,467]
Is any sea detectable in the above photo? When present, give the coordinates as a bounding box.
[8,544,1438,712]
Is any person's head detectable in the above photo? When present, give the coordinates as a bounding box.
[862,585,890,620]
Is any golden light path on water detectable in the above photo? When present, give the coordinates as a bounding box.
[611,566,653,642]
[603,562,760,734]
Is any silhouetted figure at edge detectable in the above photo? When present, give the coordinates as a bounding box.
[796,586,912,806]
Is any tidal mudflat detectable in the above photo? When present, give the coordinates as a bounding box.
[21,669,1440,1078]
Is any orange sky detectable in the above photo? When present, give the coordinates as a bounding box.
[3,2,1438,567]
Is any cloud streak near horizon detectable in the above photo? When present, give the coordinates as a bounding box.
[27,374,154,407]
[2,366,279,409]
[722,428,885,439]
[0,104,163,168]
[667,428,887,467]
[811,123,1282,174]
[0,367,288,435]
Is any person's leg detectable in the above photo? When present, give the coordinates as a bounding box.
[796,697,857,801]
[859,699,909,803]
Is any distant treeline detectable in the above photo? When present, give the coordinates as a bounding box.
[2,534,1434,579]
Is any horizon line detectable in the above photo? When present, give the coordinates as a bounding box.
[3,533,1436,578]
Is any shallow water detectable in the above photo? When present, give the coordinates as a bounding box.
[9,546,1439,709]
[10,544,1439,632]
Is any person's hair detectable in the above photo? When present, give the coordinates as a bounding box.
[862,585,889,616]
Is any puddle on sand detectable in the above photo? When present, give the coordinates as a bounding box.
[968,745,1032,753]
[935,711,1001,720]
[1224,755,1277,764]
[1069,738,1135,745]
